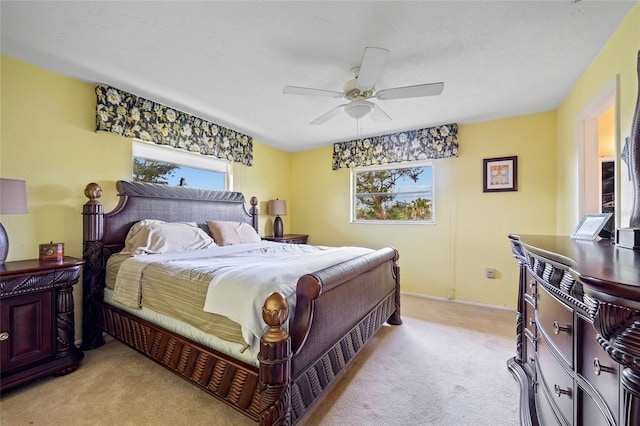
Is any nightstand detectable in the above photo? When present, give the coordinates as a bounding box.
[263,234,309,244]
[0,257,84,391]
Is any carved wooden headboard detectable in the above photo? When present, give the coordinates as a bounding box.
[81,180,259,349]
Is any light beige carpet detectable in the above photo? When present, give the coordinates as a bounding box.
[0,295,519,425]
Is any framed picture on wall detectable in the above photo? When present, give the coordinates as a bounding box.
[483,156,518,192]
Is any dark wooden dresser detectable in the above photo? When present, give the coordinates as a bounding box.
[508,235,640,425]
[0,257,84,391]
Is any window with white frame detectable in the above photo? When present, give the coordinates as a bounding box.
[351,161,434,224]
[132,140,229,190]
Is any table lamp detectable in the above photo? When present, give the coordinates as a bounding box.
[268,199,286,238]
[0,178,28,264]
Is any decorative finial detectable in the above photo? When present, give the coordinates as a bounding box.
[262,292,289,343]
[84,183,102,204]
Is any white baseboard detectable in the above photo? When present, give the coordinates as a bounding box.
[400,291,516,312]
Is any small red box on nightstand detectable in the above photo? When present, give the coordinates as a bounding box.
[39,242,64,261]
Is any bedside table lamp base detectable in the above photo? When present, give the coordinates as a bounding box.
[0,223,8,264]
[268,199,286,239]
[274,215,283,238]
[0,178,29,264]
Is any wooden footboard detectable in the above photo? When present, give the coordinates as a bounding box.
[288,247,400,422]
[81,181,401,425]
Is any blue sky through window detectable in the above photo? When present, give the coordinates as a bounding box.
[165,166,225,190]
[134,156,225,190]
[394,167,433,202]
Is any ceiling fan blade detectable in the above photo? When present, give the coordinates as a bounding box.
[356,47,390,90]
[369,103,392,123]
[310,104,348,125]
[283,86,344,98]
[376,82,444,100]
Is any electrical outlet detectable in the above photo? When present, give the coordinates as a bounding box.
[486,268,496,279]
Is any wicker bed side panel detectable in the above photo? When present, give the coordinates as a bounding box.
[290,292,396,422]
[101,304,262,420]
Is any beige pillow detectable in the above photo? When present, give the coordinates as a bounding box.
[124,220,215,255]
[206,220,261,246]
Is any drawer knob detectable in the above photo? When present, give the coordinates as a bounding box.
[554,384,571,398]
[0,331,8,341]
[553,321,571,335]
[593,358,616,376]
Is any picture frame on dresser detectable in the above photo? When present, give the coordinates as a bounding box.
[483,156,518,192]
[570,213,612,240]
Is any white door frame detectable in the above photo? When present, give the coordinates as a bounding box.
[575,77,619,226]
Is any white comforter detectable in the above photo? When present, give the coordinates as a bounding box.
[112,241,373,352]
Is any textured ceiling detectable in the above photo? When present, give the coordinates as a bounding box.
[1,1,637,152]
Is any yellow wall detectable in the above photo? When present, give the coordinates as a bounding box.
[232,142,291,236]
[0,55,290,340]
[290,112,557,307]
[556,4,640,233]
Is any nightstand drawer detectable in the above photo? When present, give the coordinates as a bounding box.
[263,234,308,244]
[0,272,56,297]
[280,236,308,244]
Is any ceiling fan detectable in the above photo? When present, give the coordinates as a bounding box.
[283,47,444,125]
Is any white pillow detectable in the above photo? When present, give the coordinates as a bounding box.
[206,220,261,246]
[124,220,215,255]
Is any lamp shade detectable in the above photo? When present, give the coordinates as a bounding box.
[0,178,28,214]
[268,199,286,216]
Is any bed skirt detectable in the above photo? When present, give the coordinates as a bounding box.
[100,291,396,423]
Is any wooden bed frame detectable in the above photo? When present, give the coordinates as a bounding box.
[81,180,402,425]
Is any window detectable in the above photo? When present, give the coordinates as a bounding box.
[132,140,229,190]
[351,161,434,224]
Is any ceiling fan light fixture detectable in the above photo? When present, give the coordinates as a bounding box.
[345,100,374,119]
[283,47,444,125]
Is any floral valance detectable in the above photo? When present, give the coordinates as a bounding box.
[332,123,458,170]
[95,84,253,166]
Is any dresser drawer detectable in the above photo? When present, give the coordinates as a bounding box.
[537,331,573,424]
[536,382,569,426]
[537,284,573,368]
[525,269,538,299]
[576,315,619,423]
[524,299,536,341]
[578,385,617,426]
[524,338,536,377]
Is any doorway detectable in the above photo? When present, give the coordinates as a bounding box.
[576,78,618,228]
